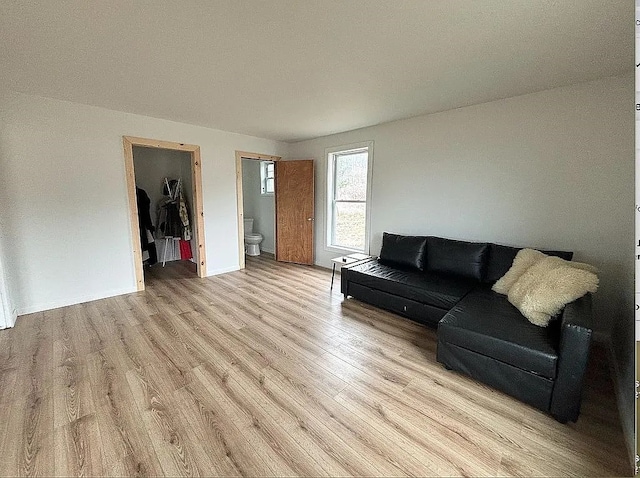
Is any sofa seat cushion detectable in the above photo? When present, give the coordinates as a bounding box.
[438,287,559,379]
[345,260,475,309]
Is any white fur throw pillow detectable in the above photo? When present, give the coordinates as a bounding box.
[492,249,598,327]
[492,249,546,295]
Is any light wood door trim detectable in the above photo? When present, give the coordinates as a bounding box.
[275,160,314,265]
[191,148,207,278]
[123,137,144,290]
[235,151,282,270]
[235,151,281,162]
[123,136,207,291]
[123,136,199,152]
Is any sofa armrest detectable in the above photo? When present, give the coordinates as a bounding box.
[549,293,593,422]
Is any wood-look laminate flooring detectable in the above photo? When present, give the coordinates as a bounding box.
[0,255,630,477]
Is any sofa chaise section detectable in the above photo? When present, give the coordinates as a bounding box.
[437,290,592,422]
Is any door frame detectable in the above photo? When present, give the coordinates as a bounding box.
[235,151,282,270]
[123,136,207,290]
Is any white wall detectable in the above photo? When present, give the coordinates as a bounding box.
[0,90,287,314]
[289,75,634,336]
[241,159,275,254]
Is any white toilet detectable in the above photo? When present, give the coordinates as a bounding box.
[243,218,263,256]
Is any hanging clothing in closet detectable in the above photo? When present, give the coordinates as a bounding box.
[157,179,192,240]
[156,178,193,261]
[136,187,157,265]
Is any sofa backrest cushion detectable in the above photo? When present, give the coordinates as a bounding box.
[426,236,489,281]
[379,232,428,271]
[484,243,574,284]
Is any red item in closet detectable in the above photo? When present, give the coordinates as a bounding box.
[179,240,193,260]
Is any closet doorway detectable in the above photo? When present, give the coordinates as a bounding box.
[123,136,206,291]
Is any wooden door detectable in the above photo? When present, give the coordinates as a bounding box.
[275,160,314,264]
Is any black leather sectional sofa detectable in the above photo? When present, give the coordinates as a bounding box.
[340,233,593,423]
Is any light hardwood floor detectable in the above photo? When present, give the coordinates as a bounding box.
[0,255,630,477]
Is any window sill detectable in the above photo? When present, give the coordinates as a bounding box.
[324,244,368,256]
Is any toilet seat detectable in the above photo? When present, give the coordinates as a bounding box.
[244,233,263,241]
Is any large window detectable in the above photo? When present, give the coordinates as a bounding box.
[326,143,373,252]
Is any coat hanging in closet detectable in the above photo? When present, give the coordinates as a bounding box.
[136,187,157,265]
[157,178,192,241]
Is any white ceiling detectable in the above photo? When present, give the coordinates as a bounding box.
[0,1,633,142]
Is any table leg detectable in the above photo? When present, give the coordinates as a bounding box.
[331,263,336,290]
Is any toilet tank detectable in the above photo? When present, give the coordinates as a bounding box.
[243,218,254,234]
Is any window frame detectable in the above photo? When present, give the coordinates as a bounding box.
[260,161,275,195]
[324,141,374,254]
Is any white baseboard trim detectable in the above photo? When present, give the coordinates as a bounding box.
[601,332,635,473]
[16,286,138,316]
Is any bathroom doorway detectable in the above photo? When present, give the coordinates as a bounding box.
[123,136,207,291]
[241,158,276,258]
[235,151,281,269]
[235,151,315,269]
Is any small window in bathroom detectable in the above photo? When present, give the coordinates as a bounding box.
[260,161,275,195]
